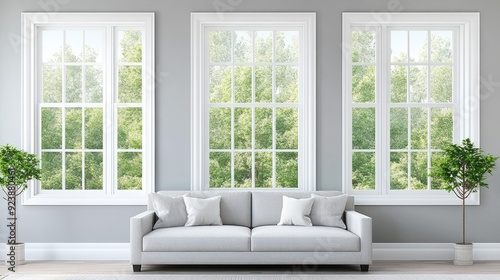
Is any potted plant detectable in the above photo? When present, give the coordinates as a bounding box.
[0,144,41,270]
[430,138,498,265]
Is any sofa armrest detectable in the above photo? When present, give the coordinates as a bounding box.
[345,210,372,264]
[130,210,155,264]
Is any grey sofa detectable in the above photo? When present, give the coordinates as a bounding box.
[130,191,372,272]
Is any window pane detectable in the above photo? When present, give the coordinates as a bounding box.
[255,108,272,149]
[66,66,82,103]
[430,66,452,103]
[276,66,298,103]
[390,108,408,149]
[85,152,103,190]
[255,66,272,103]
[409,31,427,63]
[352,108,375,149]
[390,152,408,190]
[275,31,299,63]
[41,108,62,149]
[411,108,428,150]
[255,31,273,63]
[41,152,62,190]
[209,66,232,103]
[42,66,62,103]
[255,152,272,188]
[352,30,376,63]
[431,31,453,63]
[85,30,103,63]
[209,31,231,63]
[118,66,142,103]
[411,152,428,190]
[202,25,307,191]
[234,31,252,63]
[352,65,376,103]
[209,152,231,188]
[391,31,407,63]
[85,66,103,103]
[66,108,82,149]
[234,152,252,188]
[85,108,103,149]
[234,108,252,149]
[409,66,427,103]
[352,152,375,190]
[390,65,407,103]
[118,30,142,63]
[34,22,152,199]
[65,152,82,190]
[431,152,446,190]
[431,108,453,149]
[276,108,298,150]
[117,108,142,149]
[117,152,142,190]
[234,66,252,103]
[209,107,231,149]
[276,152,298,188]
[42,30,63,63]
[65,31,83,63]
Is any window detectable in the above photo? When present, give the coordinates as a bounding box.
[22,13,155,205]
[342,13,480,205]
[191,13,316,191]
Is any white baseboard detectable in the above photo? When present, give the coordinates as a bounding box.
[373,243,500,261]
[1,243,130,261]
[1,243,500,261]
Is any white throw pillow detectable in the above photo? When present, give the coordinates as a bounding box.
[150,194,188,229]
[183,195,223,226]
[277,196,314,226]
[310,194,348,229]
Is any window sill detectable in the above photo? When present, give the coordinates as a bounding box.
[350,192,479,206]
[195,187,315,192]
[22,191,148,206]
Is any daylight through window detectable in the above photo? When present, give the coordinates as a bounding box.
[191,13,316,191]
[22,13,154,205]
[343,13,480,205]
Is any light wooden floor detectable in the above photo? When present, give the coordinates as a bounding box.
[2,261,500,275]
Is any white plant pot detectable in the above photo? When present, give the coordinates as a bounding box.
[454,243,473,265]
[5,243,25,266]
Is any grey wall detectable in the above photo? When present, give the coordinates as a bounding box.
[0,0,499,243]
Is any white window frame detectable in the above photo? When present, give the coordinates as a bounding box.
[342,13,480,205]
[21,13,155,205]
[191,13,316,191]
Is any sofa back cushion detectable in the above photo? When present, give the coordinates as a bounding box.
[149,191,251,227]
[251,191,354,228]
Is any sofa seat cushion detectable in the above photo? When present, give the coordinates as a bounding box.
[143,225,250,252]
[251,225,360,252]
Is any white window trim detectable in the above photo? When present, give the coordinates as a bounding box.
[342,13,480,205]
[21,13,155,205]
[191,13,316,191]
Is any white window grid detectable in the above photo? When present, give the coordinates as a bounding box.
[342,13,480,205]
[207,28,300,189]
[191,13,316,192]
[22,13,155,205]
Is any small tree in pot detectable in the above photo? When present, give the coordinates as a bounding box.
[0,144,41,271]
[430,138,498,265]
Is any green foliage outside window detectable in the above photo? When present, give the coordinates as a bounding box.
[352,30,457,191]
[40,30,143,191]
[208,30,300,188]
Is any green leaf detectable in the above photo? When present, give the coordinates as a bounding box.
[0,144,41,196]
[429,138,499,197]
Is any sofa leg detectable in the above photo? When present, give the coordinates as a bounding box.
[360,265,369,272]
[133,265,141,272]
